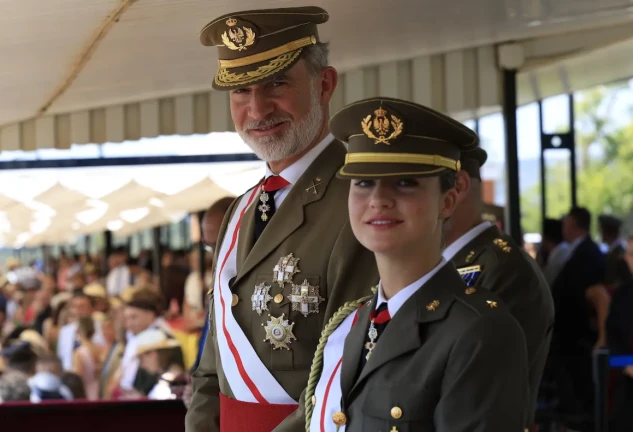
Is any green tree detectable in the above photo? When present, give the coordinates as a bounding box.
[520,83,633,237]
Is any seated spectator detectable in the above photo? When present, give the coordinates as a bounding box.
[60,371,86,400]
[134,328,184,400]
[28,354,73,403]
[72,317,103,400]
[0,370,30,403]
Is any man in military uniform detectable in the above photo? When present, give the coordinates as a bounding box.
[186,7,378,432]
[598,214,627,291]
[442,147,554,430]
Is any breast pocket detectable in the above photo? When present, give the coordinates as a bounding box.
[360,386,435,432]
[250,274,325,371]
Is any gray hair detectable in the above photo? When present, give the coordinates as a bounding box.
[301,42,330,76]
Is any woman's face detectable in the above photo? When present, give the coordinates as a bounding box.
[348,176,457,256]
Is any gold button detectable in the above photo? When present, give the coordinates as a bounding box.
[391,406,402,419]
[332,411,346,426]
[231,294,239,307]
[311,395,316,406]
[274,294,284,304]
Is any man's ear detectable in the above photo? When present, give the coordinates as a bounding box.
[319,66,338,105]
[454,170,471,204]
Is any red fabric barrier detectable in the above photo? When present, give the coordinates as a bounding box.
[0,399,186,432]
[220,392,297,432]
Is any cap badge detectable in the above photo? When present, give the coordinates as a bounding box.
[361,106,403,145]
[222,18,256,51]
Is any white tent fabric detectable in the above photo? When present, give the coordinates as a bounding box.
[0,157,264,248]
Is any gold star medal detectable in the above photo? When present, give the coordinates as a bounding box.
[273,253,300,288]
[263,314,296,350]
[287,279,324,317]
[251,282,272,316]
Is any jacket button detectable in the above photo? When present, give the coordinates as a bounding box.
[391,406,402,419]
[231,294,239,306]
[332,411,347,426]
[311,395,317,406]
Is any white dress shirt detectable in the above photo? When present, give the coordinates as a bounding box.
[263,133,334,207]
[442,221,493,262]
[106,265,131,297]
[375,258,449,318]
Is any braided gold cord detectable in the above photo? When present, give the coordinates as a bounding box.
[304,293,374,432]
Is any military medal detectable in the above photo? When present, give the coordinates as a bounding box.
[273,253,300,288]
[258,190,271,221]
[365,322,378,360]
[263,314,296,350]
[251,282,273,315]
[288,279,324,317]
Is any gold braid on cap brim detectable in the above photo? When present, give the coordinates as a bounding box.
[345,153,461,171]
[304,292,375,432]
[214,49,303,87]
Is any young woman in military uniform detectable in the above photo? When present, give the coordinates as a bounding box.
[304,97,529,432]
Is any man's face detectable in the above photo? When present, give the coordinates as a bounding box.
[70,297,92,319]
[230,60,324,163]
[124,306,155,335]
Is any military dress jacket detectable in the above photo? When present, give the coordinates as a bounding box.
[186,140,379,432]
[338,263,529,432]
[448,224,554,425]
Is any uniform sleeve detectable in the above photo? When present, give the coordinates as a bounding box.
[435,312,529,432]
[185,198,238,432]
[478,255,554,425]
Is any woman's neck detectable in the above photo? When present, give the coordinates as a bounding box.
[376,250,442,300]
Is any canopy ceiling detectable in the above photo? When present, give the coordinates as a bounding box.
[0,155,266,248]
[3,0,633,152]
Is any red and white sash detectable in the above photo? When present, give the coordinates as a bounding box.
[310,309,361,432]
[213,185,296,405]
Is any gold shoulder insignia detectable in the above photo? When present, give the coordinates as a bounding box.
[493,238,511,253]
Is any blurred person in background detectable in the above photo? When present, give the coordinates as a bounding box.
[106,248,130,298]
[541,218,570,286]
[42,293,71,353]
[100,313,125,399]
[599,214,627,292]
[552,206,610,431]
[72,316,103,400]
[28,354,73,403]
[133,328,184,399]
[606,235,633,431]
[57,290,105,371]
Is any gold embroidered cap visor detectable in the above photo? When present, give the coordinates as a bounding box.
[330,97,480,179]
[199,7,328,90]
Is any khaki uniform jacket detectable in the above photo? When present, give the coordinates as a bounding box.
[185,141,379,432]
[450,225,555,425]
[339,263,529,431]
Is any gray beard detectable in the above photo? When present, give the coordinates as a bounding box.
[237,85,324,163]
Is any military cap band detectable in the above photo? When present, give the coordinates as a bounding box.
[330,97,478,179]
[345,153,461,171]
[218,35,316,69]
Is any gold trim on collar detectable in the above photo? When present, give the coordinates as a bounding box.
[345,153,461,171]
[218,35,316,69]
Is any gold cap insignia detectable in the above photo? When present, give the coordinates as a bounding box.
[493,238,511,253]
[273,253,301,288]
[288,279,324,317]
[361,106,404,145]
[426,300,440,311]
[263,314,296,350]
[222,18,256,51]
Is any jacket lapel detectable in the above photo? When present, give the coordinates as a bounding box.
[236,190,259,270]
[451,225,500,268]
[348,264,461,397]
[234,141,346,285]
[340,295,374,406]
